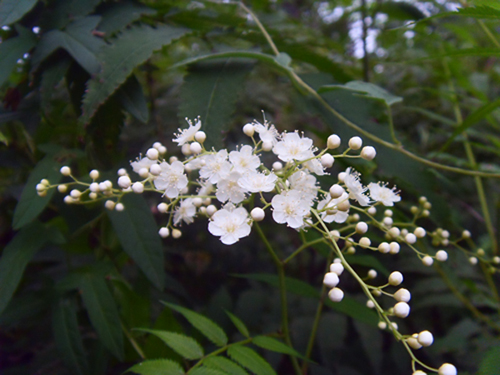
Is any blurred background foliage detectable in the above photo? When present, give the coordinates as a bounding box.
[1,0,500,374]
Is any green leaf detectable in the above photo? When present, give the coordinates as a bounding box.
[178,59,253,149]
[0,25,36,87]
[79,271,124,360]
[319,81,402,106]
[253,336,307,360]
[225,310,250,338]
[107,194,164,290]
[190,367,230,375]
[13,153,64,230]
[456,5,500,19]
[0,221,47,316]
[126,359,184,375]
[116,74,149,123]
[136,329,204,360]
[478,344,500,375]
[0,0,37,27]
[32,16,106,74]
[227,345,277,375]
[52,298,89,375]
[203,356,249,375]
[97,0,156,35]
[81,24,189,124]
[41,0,102,30]
[0,130,8,145]
[162,302,228,347]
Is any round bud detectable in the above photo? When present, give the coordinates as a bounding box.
[366,300,375,309]
[413,371,427,375]
[378,242,390,254]
[347,247,356,254]
[115,203,125,212]
[367,206,376,215]
[389,227,400,238]
[329,263,344,276]
[157,202,169,213]
[138,167,149,178]
[118,175,132,189]
[191,197,202,207]
[401,229,408,237]
[117,168,127,176]
[328,287,344,302]
[190,142,202,154]
[132,182,144,194]
[378,321,387,330]
[195,131,206,143]
[417,330,433,347]
[251,207,265,221]
[351,213,360,222]
[493,256,500,264]
[323,272,340,288]
[206,205,217,216]
[63,196,74,204]
[360,146,376,160]
[337,172,346,183]
[105,200,115,210]
[329,230,340,240]
[441,230,450,238]
[329,184,344,199]
[158,146,167,155]
[422,256,434,267]
[462,230,471,238]
[438,363,457,375]
[159,227,170,238]
[389,242,400,254]
[405,233,417,244]
[327,134,341,149]
[89,169,99,180]
[394,302,410,318]
[169,156,178,163]
[336,200,350,212]
[243,124,255,137]
[477,248,485,257]
[383,209,393,217]
[348,136,362,150]
[436,250,448,262]
[407,334,422,350]
[320,153,334,168]
[36,183,46,192]
[441,239,449,246]
[410,206,418,214]
[356,221,368,234]
[181,143,192,156]
[90,182,100,193]
[359,237,371,248]
[58,185,68,193]
[383,217,393,227]
[37,190,47,197]
[367,269,377,279]
[424,201,432,210]
[148,164,160,176]
[199,206,207,215]
[469,257,478,265]
[70,189,81,199]
[146,148,159,160]
[172,229,182,239]
[414,227,426,238]
[89,192,97,200]
[391,322,398,330]
[422,209,430,217]
[153,142,162,150]
[372,289,382,297]
[394,288,411,302]
[262,141,273,151]
[60,166,71,176]
[389,271,403,286]
[272,161,283,170]
[203,198,211,206]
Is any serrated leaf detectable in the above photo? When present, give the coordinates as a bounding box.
[227,345,277,375]
[204,356,248,375]
[252,336,307,360]
[178,59,253,149]
[126,359,184,375]
[478,344,500,375]
[13,153,64,230]
[0,25,36,87]
[319,81,402,106]
[190,367,230,375]
[97,0,156,35]
[52,298,89,375]
[42,0,102,30]
[225,310,250,338]
[107,194,164,290]
[0,221,47,316]
[163,302,227,347]
[32,16,106,74]
[0,0,37,27]
[137,329,204,360]
[79,271,124,360]
[116,74,149,123]
[81,24,189,124]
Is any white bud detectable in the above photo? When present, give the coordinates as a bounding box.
[327,134,341,149]
[146,148,159,160]
[58,185,68,193]
[329,184,344,198]
[401,229,408,237]
[366,300,375,309]
[384,209,393,217]
[37,190,47,197]
[118,175,132,189]
[323,272,340,288]
[105,200,115,210]
[378,242,390,254]
[251,207,265,221]
[199,206,207,215]
[336,199,350,212]
[350,213,360,222]
[157,202,169,213]
[367,206,376,215]
[243,124,255,137]
[181,143,192,156]
[378,321,387,330]
[389,242,400,254]
[36,183,46,192]
[462,230,471,238]
[383,217,393,227]
[414,227,426,238]
[469,257,478,265]
[391,322,398,330]
[262,141,273,151]
[394,288,411,302]
[413,371,427,375]
[117,168,127,176]
[359,237,371,248]
[138,167,149,178]
[70,189,81,199]
[148,164,160,176]
[89,192,97,200]
[493,256,500,264]
[407,334,422,350]
[169,156,178,163]
[367,269,377,279]
[405,233,417,244]
[190,142,202,154]
[206,205,217,216]
[436,250,448,262]
[172,229,182,239]
[360,146,376,160]
[60,166,71,176]
[153,142,162,150]
[422,256,434,267]
[372,289,382,297]
[272,161,283,170]
[417,330,433,347]
[132,182,144,194]
[337,172,346,183]
[89,182,99,193]
[159,227,170,238]
[438,363,457,375]
[477,248,485,257]
[348,136,362,150]
[355,221,368,234]
[389,271,403,286]
[389,227,400,238]
[422,209,430,217]
[158,146,167,155]
[203,198,211,206]
[329,263,344,276]
[89,169,99,180]
[63,195,74,204]
[115,203,125,211]
[394,302,410,318]
[192,197,203,207]
[328,287,344,302]
[320,153,334,168]
[329,230,340,241]
[195,131,206,143]
[441,230,450,238]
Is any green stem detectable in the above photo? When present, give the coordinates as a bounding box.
[283,237,327,264]
[386,104,401,145]
[121,321,146,360]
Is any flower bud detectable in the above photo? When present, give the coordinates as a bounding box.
[262,141,273,151]
[414,227,426,238]
[360,146,376,160]
[115,203,125,211]
[355,221,368,234]
[58,185,68,193]
[117,168,127,176]
[323,272,340,288]
[146,148,159,160]
[60,166,71,176]
[327,134,341,149]
[159,227,170,238]
[348,136,362,150]
[359,237,371,248]
[132,182,144,194]
[118,175,132,189]
[328,287,344,302]
[436,250,448,262]
[378,321,387,330]
[389,242,400,254]
[329,184,344,199]
[251,207,265,221]
[469,257,478,265]
[422,256,434,267]
[417,330,433,347]
[172,229,182,239]
[367,269,377,279]
[190,142,202,154]
[389,271,403,286]
[195,131,206,143]
[157,202,169,213]
[438,363,457,375]
[206,205,217,216]
[394,288,411,302]
[89,169,99,180]
[405,233,417,244]
[394,302,410,318]
[243,124,255,137]
[320,153,334,168]
[462,230,471,238]
[329,262,344,276]
[272,161,283,170]
[70,189,81,199]
[407,334,422,349]
[378,242,390,254]
[105,200,115,210]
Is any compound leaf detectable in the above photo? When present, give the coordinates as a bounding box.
[126,359,184,375]
[227,345,276,375]
[137,329,204,360]
[0,0,37,27]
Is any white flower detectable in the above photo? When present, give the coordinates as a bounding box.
[173,118,202,146]
[288,171,318,202]
[208,205,251,245]
[317,193,349,223]
[368,182,401,206]
[271,189,311,228]
[238,171,277,193]
[344,167,371,206]
[254,120,279,145]
[303,157,325,176]
[173,198,197,225]
[130,157,156,175]
[197,180,214,197]
[154,161,188,198]
[273,132,314,162]
[199,150,231,184]
[216,171,246,203]
[229,145,260,174]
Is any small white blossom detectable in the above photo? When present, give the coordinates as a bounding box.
[273,132,314,162]
[199,150,231,184]
[208,205,251,245]
[288,171,318,202]
[131,157,156,175]
[317,193,349,224]
[229,145,260,174]
[368,182,401,206]
[173,118,202,146]
[271,189,310,228]
[238,171,277,193]
[254,120,279,145]
[344,168,371,206]
[154,161,189,199]
[173,198,197,225]
[216,172,246,204]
